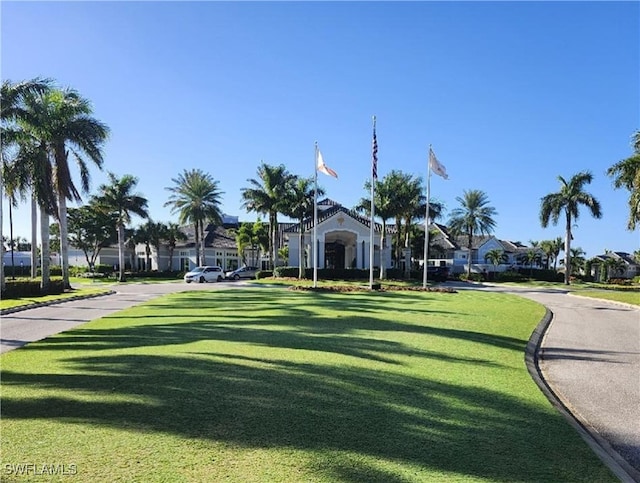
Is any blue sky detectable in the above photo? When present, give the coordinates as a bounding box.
[2,1,639,259]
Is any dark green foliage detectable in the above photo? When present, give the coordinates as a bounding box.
[37,265,62,277]
[2,279,65,298]
[255,270,273,279]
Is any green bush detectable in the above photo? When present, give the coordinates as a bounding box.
[459,273,484,282]
[516,268,564,282]
[273,266,300,278]
[1,279,65,298]
[256,270,273,279]
[36,265,62,277]
[3,265,32,277]
[495,271,528,282]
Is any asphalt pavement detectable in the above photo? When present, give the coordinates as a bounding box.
[1,280,639,481]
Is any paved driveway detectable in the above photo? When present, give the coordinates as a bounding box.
[0,280,242,355]
[2,280,638,480]
[461,283,640,482]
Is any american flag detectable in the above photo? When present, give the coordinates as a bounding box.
[372,122,378,180]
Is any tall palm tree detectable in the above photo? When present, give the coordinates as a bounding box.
[540,171,602,285]
[165,169,224,267]
[241,163,294,269]
[21,87,109,289]
[607,130,640,230]
[356,175,397,279]
[95,173,149,282]
[1,78,52,291]
[448,189,498,277]
[165,222,187,271]
[283,176,325,278]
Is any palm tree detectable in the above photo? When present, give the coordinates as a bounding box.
[20,87,109,289]
[520,249,542,278]
[1,78,52,291]
[356,175,397,279]
[448,190,498,277]
[165,169,224,267]
[135,222,153,271]
[569,247,586,277]
[607,130,640,230]
[241,163,294,269]
[283,176,325,278]
[95,173,149,282]
[484,248,507,275]
[540,171,602,285]
[165,222,187,271]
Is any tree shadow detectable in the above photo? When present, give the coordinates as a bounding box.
[0,289,613,481]
[2,352,609,482]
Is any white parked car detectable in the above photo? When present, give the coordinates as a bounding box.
[184,266,224,283]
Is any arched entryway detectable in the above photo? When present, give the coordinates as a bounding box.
[325,241,345,269]
[324,230,357,269]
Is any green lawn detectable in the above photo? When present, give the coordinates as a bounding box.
[0,288,616,482]
[571,289,640,306]
[0,287,113,310]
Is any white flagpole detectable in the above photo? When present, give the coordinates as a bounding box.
[369,116,376,290]
[313,142,319,288]
[423,145,432,288]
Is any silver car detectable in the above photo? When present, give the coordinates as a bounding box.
[225,266,259,280]
[184,266,224,283]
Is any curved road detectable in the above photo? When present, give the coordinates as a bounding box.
[1,281,639,480]
[468,283,640,482]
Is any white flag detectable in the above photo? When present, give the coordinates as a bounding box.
[317,149,338,178]
[429,148,448,179]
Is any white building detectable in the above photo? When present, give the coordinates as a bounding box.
[286,199,393,270]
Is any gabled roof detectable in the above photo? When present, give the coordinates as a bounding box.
[203,225,237,250]
[428,223,542,254]
[592,252,639,266]
[285,202,395,234]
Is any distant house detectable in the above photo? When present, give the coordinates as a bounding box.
[589,252,640,281]
[428,223,545,274]
[73,219,250,273]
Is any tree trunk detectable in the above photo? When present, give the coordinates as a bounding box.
[298,220,304,279]
[194,222,201,267]
[200,221,206,266]
[379,222,386,280]
[31,195,38,278]
[564,213,572,285]
[58,196,71,289]
[40,208,50,294]
[270,213,279,269]
[118,223,126,282]
[467,232,473,277]
[0,176,5,292]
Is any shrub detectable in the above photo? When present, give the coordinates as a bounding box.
[1,279,65,298]
[256,270,273,279]
[495,271,528,283]
[459,273,484,282]
[273,266,300,278]
[36,265,62,277]
[516,268,564,282]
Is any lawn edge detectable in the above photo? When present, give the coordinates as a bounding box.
[527,308,640,483]
[0,290,116,316]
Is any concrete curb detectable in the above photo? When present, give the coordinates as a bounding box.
[0,290,116,316]
[567,292,640,311]
[526,308,640,483]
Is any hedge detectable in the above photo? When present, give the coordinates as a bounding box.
[1,279,65,298]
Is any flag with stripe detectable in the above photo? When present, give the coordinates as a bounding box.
[316,149,337,178]
[372,123,378,180]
